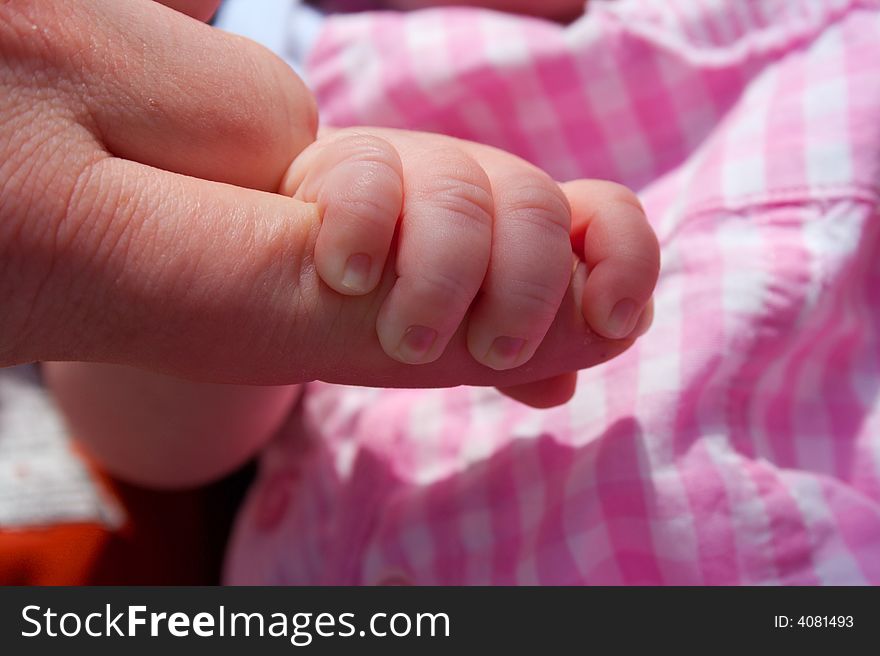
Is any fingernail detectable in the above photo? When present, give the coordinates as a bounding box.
[484,336,527,370]
[397,325,438,363]
[606,298,638,338]
[341,253,372,293]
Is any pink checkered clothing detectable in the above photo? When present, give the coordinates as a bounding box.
[224,0,880,584]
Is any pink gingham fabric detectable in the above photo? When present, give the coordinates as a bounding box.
[225,0,880,584]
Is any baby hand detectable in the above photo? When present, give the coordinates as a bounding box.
[283,128,659,376]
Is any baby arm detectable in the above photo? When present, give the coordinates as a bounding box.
[43,362,300,489]
[45,127,658,489]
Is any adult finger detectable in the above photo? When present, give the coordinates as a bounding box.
[14,0,317,191]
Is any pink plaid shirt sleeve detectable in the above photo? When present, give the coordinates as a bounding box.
[225,0,880,585]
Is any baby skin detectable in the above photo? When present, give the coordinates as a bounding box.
[45,126,659,488]
[292,128,657,368]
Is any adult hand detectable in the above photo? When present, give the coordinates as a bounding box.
[2,0,316,364]
[0,0,649,402]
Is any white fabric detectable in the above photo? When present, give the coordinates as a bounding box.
[214,0,325,80]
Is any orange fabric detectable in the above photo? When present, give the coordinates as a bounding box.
[0,524,106,585]
[0,458,251,586]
